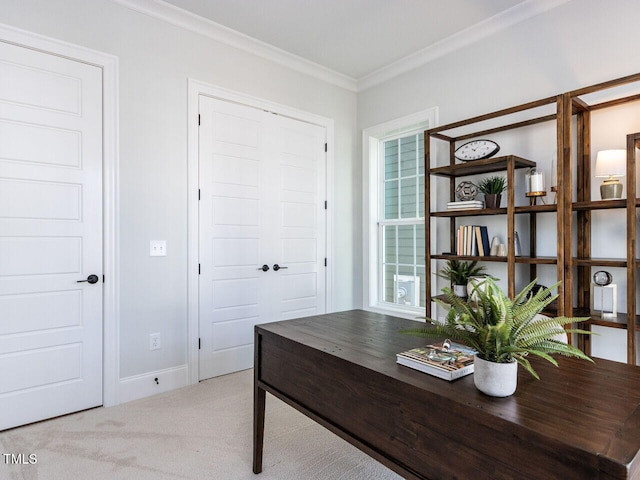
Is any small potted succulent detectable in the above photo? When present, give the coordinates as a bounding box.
[402,278,593,397]
[478,175,507,209]
[436,259,486,298]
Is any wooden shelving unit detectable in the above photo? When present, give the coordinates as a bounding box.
[425,72,640,365]
[424,96,563,318]
[563,74,640,365]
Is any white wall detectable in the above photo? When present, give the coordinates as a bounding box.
[357,0,640,363]
[0,0,358,384]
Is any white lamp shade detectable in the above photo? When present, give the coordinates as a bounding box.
[594,149,626,178]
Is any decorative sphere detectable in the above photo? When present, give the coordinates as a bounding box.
[455,181,479,201]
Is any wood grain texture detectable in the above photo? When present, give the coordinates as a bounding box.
[254,310,640,480]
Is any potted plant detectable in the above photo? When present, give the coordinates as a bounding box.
[402,278,593,397]
[478,175,507,208]
[436,259,486,298]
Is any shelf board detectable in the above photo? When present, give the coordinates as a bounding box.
[514,256,558,265]
[431,255,557,265]
[514,204,557,214]
[572,258,629,267]
[576,312,640,330]
[432,204,557,217]
[431,254,507,262]
[432,294,449,303]
[429,155,535,178]
[572,199,628,210]
[432,208,505,217]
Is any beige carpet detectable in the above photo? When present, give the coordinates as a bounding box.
[0,369,403,480]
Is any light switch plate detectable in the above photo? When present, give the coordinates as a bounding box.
[150,240,167,257]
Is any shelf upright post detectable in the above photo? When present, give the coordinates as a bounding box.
[448,141,457,257]
[554,94,565,319]
[424,130,432,318]
[626,132,638,365]
[506,156,516,298]
[560,92,575,343]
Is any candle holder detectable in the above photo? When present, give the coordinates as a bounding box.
[526,191,546,205]
[526,168,546,205]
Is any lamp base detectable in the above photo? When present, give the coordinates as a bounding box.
[600,179,623,200]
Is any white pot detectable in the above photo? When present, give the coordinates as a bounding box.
[473,354,518,397]
[453,284,467,297]
[466,276,488,301]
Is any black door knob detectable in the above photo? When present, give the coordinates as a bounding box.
[258,264,270,272]
[273,264,288,271]
[77,274,99,284]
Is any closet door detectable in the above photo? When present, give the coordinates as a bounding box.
[198,96,326,380]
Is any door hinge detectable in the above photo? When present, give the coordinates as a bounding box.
[198,264,201,275]
[103,275,105,283]
[198,114,201,126]
[324,143,327,152]
[324,200,327,210]
[198,338,201,350]
[324,258,327,267]
[198,189,201,200]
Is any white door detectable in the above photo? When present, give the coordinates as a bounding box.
[198,96,326,380]
[0,42,103,430]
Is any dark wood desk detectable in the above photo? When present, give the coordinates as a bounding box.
[253,310,640,479]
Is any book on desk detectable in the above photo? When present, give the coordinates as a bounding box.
[397,342,476,381]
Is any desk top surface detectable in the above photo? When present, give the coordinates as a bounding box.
[257,309,640,477]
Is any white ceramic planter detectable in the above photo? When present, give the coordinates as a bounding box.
[473,354,518,397]
[466,276,488,301]
[453,284,467,298]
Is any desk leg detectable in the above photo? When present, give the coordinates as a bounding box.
[253,383,265,474]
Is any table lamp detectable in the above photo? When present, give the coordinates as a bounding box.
[595,149,626,199]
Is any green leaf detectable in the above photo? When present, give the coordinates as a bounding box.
[401,277,594,379]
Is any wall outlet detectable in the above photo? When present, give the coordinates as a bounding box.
[150,333,161,350]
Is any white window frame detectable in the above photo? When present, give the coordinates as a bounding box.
[362,108,438,318]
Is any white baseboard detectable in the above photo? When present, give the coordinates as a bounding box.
[118,365,189,404]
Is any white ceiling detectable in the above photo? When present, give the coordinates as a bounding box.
[122,0,571,90]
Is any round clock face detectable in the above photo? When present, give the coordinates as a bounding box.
[455,139,500,161]
[593,270,612,286]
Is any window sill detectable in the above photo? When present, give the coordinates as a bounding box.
[364,304,425,321]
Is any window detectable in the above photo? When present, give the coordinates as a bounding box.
[363,108,437,317]
[380,134,425,308]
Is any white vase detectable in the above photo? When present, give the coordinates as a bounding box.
[473,354,518,397]
[466,276,488,301]
[453,284,467,297]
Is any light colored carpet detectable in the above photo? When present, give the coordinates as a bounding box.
[0,369,403,480]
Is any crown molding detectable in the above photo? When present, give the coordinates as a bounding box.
[110,0,358,92]
[112,0,570,93]
[357,0,572,91]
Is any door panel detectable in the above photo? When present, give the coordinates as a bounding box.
[198,96,326,380]
[272,115,326,321]
[0,41,103,430]
[199,97,264,380]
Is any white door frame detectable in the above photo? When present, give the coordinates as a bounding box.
[0,24,121,407]
[187,79,334,384]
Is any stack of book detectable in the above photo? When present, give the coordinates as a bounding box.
[447,200,484,210]
[397,342,477,381]
[456,225,490,256]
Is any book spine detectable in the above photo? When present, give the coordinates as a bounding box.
[449,364,474,379]
[480,226,490,256]
[471,225,478,256]
[475,226,484,256]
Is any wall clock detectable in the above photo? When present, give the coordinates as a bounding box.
[454,139,500,161]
